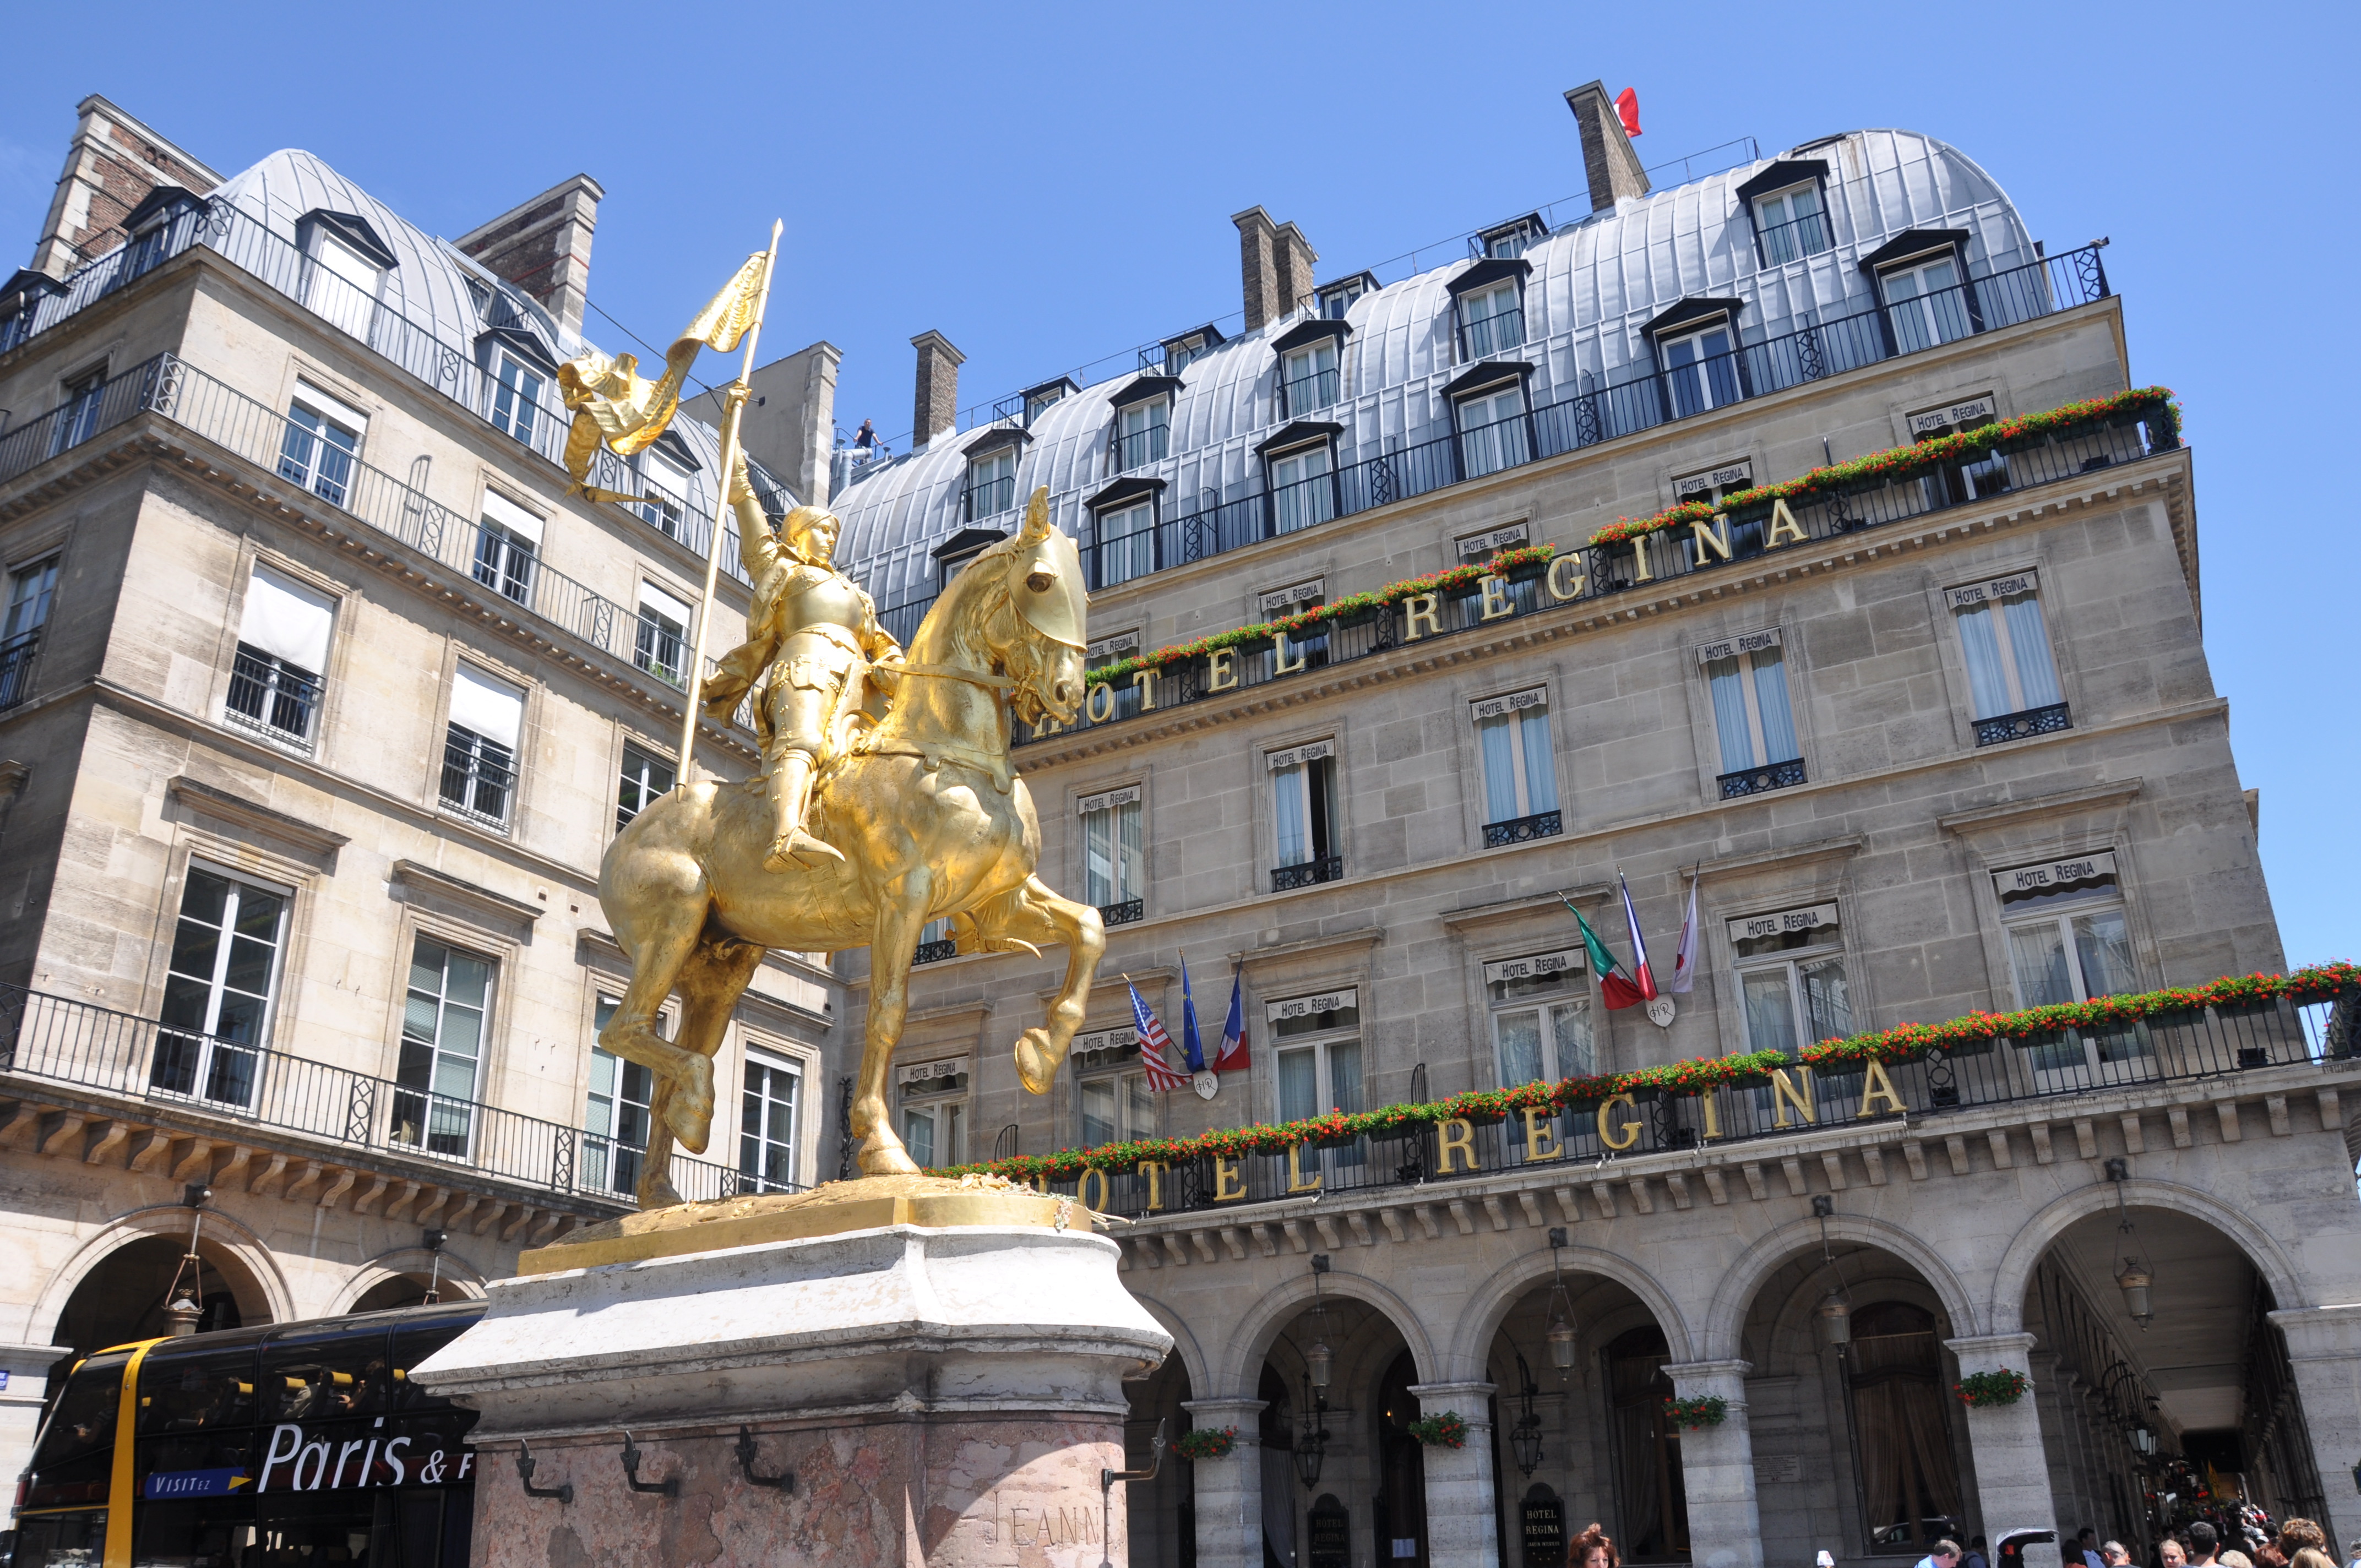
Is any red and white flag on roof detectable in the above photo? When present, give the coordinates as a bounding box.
[1614,88,1642,138]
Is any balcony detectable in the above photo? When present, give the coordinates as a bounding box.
[1098,899,1145,928]
[1272,855,1343,892]
[1021,393,2169,749]
[224,645,323,746]
[0,983,753,1209]
[1719,758,1808,799]
[0,629,39,710]
[1483,810,1562,848]
[912,938,960,966]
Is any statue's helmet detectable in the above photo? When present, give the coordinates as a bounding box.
[1009,487,1085,649]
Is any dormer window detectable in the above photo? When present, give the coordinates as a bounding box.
[1443,362,1537,480]
[1258,424,1343,535]
[1448,259,1531,363]
[967,449,1016,520]
[1316,271,1377,320]
[490,351,546,445]
[933,526,1011,584]
[295,212,398,343]
[1860,230,1979,355]
[1477,214,1548,260]
[1735,160,1835,268]
[1086,477,1165,589]
[0,270,64,353]
[1106,373,1181,474]
[1022,376,1079,427]
[1644,298,1750,419]
[1271,318,1350,418]
[119,186,202,277]
[1160,324,1225,375]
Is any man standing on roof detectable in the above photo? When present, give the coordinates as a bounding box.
[701,397,903,872]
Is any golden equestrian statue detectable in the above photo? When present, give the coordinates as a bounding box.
[597,485,1101,1205]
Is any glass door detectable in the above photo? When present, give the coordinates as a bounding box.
[1881,255,1972,352]
[152,867,287,1108]
[2005,893,2150,1091]
[394,937,491,1157]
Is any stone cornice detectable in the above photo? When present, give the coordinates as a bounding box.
[1439,889,1611,934]
[1694,834,1865,883]
[391,859,545,929]
[168,774,351,856]
[1936,780,2145,835]
[1230,927,1385,970]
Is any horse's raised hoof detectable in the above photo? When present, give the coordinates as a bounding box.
[857,1140,923,1177]
[636,1169,685,1210]
[668,1054,716,1153]
[1015,1027,1057,1095]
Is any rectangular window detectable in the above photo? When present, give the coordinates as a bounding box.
[637,448,692,538]
[3,556,59,642]
[1024,386,1067,424]
[1117,399,1169,471]
[1753,183,1830,264]
[472,491,543,606]
[1472,687,1558,835]
[1700,630,1802,792]
[1269,442,1335,534]
[226,566,335,744]
[1097,499,1156,587]
[442,665,524,823]
[585,1000,654,1197]
[1947,571,2065,736]
[1730,905,1852,1057]
[307,230,383,340]
[488,354,544,447]
[1272,989,1362,1167]
[1259,579,1329,678]
[966,449,1017,520]
[1881,253,1972,352]
[635,581,693,688]
[1999,857,2149,1088]
[151,865,288,1109]
[1487,950,1593,1085]
[1659,322,1740,418]
[1080,785,1143,915]
[617,741,676,830]
[52,367,107,457]
[1457,384,1529,477]
[1459,281,1523,359]
[1281,339,1340,415]
[393,935,492,1157]
[1078,1069,1153,1149]
[1269,739,1339,886]
[897,1061,970,1169]
[276,383,365,508]
[739,1049,801,1191]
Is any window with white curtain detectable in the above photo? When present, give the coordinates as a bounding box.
[1487,949,1592,1086]
[1457,383,1529,477]
[276,382,365,508]
[1078,1069,1154,1148]
[1701,630,1800,776]
[1079,785,1143,913]
[306,228,383,340]
[967,448,1017,519]
[1998,855,2148,1087]
[1729,903,1853,1057]
[227,565,335,743]
[1117,398,1169,470]
[1472,686,1558,827]
[1096,499,1156,587]
[489,353,545,447]
[474,490,542,606]
[1281,339,1340,414]
[636,447,692,538]
[898,1061,969,1169]
[635,581,692,688]
[393,935,493,1156]
[1269,441,1334,533]
[1659,320,1741,418]
[1268,739,1338,873]
[1947,571,2063,722]
[740,1048,802,1189]
[1753,182,1830,264]
[1459,280,1523,358]
[442,665,524,822]
[1272,989,1363,1167]
[1880,252,1972,351]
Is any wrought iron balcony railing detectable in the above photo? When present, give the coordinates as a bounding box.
[224,645,324,744]
[0,629,39,711]
[0,983,753,1207]
[1271,855,1343,892]
[1052,993,2358,1221]
[912,938,960,966]
[1974,703,2074,747]
[1719,758,1808,799]
[1482,810,1562,848]
[1098,899,1145,928]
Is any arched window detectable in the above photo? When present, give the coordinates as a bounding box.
[1846,1301,1965,1554]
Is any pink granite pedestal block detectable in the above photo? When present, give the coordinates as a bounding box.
[416,1223,1168,1568]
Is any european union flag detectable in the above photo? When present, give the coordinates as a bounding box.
[1177,955,1207,1072]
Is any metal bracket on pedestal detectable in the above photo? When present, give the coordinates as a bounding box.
[1096,1418,1165,1568]
[618,1431,679,1498]
[515,1441,573,1504]
[735,1426,795,1494]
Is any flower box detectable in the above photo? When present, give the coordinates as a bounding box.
[1174,1427,1237,1462]
[1505,558,1548,584]
[1954,1369,2029,1408]
[1407,1412,1467,1449]
[2007,1030,2063,1054]
[1994,431,2049,456]
[1227,631,1275,657]
[1331,602,1381,629]
[2140,1007,2201,1034]
[1449,1106,1509,1129]
[1310,1129,1361,1151]
[2215,997,2284,1022]
[1933,1035,1999,1059]
[1661,1396,1727,1430]
[1444,576,1484,601]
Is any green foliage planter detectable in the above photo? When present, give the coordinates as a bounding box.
[1954,1370,2028,1408]
[2008,1030,2064,1054]
[1407,1412,1467,1449]
[1174,1427,1237,1461]
[1330,602,1382,629]
[1662,1396,1728,1430]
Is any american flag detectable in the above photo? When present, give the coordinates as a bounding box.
[1129,982,1192,1093]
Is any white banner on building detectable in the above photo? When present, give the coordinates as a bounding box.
[1455,521,1530,559]
[1945,569,2040,611]
[1907,394,1997,436]
[1675,458,1755,497]
[1077,784,1142,816]
[1993,851,2117,898]
[1086,629,1141,662]
[1469,685,1548,721]
[1726,902,1840,943]
[1482,948,1585,986]
[1072,1025,1139,1055]
[1696,627,1783,666]
[1266,988,1358,1025]
[895,1057,968,1087]
[1265,738,1335,772]
[1259,579,1326,617]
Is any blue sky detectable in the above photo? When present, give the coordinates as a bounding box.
[2,1,2352,968]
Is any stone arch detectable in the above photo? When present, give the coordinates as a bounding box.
[1123,1290,1213,1397]
[1987,1175,2310,1333]
[1218,1267,1439,1400]
[24,1202,296,1345]
[324,1248,491,1315]
[1703,1212,1981,1362]
[1445,1241,1694,1379]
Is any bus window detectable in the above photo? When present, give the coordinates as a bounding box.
[13,1507,108,1568]
[262,1327,390,1423]
[21,1349,128,1513]
[387,1311,480,1411]
[138,1341,259,1434]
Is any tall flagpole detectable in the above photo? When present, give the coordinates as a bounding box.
[676,217,784,786]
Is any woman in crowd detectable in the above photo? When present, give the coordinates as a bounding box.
[1567,1523,1618,1568]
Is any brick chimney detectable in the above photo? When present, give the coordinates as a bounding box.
[1274,221,1319,322]
[30,95,219,278]
[1562,81,1651,212]
[455,175,604,337]
[685,340,841,505]
[910,330,965,450]
[1232,207,1280,332]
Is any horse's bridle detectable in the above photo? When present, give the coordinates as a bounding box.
[892,662,1018,691]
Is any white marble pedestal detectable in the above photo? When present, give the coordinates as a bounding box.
[413,1214,1171,1568]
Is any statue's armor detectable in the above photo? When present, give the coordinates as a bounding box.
[753,565,886,763]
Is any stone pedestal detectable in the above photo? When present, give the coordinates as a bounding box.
[1947,1333,2063,1568]
[1663,1359,1764,1568]
[1410,1380,1499,1568]
[414,1195,1171,1568]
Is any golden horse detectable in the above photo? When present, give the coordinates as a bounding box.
[595,489,1100,1206]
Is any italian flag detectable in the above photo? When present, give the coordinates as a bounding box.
[1564,875,1658,1010]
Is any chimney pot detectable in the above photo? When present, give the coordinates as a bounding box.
[1273,222,1319,323]
[1232,206,1280,333]
[1563,80,1651,213]
[910,330,966,450]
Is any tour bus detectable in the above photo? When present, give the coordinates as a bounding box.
[12,1301,485,1568]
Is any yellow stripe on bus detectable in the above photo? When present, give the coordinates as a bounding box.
[102,1339,168,1568]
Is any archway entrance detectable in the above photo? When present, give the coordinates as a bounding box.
[1604,1326,1689,1560]
[1128,1346,1195,1568]
[1846,1302,1964,1554]
[1256,1293,1415,1568]
[40,1230,274,1441]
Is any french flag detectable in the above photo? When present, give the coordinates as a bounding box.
[1612,870,1660,1006]
[1211,961,1250,1073]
